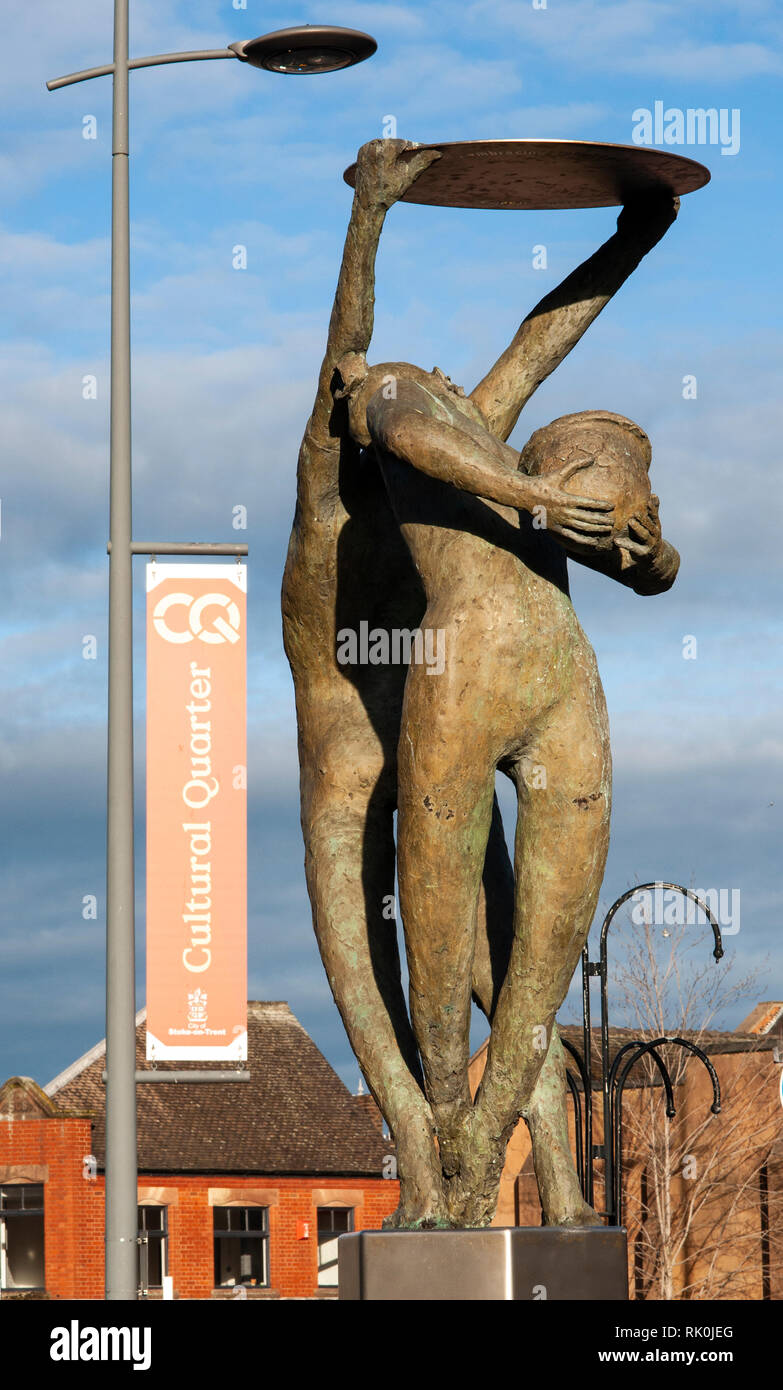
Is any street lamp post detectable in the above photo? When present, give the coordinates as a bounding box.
[48,2,377,1302]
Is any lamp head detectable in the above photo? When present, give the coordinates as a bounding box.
[230,26,377,75]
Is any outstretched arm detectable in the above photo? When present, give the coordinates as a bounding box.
[367,387,616,547]
[470,192,680,441]
[306,139,441,450]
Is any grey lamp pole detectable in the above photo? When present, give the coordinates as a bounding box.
[106,0,135,1308]
[48,4,377,1301]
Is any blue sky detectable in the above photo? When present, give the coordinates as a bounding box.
[1,0,781,1091]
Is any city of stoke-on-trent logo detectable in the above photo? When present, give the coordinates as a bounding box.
[152,591,241,645]
[187,988,208,1027]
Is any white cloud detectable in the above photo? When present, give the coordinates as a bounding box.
[464,0,783,79]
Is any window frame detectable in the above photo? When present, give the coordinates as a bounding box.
[137,1204,168,1295]
[316,1205,354,1288]
[0,1183,46,1293]
[212,1205,270,1290]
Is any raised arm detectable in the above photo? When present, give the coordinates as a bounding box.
[306,140,441,450]
[470,192,680,441]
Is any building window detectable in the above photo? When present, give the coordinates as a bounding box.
[137,1206,168,1294]
[0,1183,45,1291]
[213,1206,268,1288]
[317,1207,353,1287]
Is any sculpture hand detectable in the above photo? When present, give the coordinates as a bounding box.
[528,456,615,547]
[613,495,663,564]
[354,138,442,210]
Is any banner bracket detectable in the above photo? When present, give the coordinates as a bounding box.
[101,1071,251,1084]
[107,541,248,555]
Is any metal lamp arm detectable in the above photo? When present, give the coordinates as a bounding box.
[47,48,237,91]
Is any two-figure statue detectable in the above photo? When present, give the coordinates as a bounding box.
[282,140,680,1228]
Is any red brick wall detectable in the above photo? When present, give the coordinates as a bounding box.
[140,1174,400,1299]
[1,1114,399,1299]
[0,1113,103,1299]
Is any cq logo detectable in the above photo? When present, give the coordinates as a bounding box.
[153,592,241,645]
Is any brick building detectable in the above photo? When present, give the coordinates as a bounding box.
[470,1003,783,1300]
[0,1001,398,1300]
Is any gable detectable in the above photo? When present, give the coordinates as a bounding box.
[0,1077,60,1120]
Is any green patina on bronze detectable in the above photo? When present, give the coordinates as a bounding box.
[282,140,680,1228]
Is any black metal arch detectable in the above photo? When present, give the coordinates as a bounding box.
[561,884,724,1225]
[610,1036,720,1224]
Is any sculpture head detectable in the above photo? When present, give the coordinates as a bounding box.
[519,410,653,547]
[335,355,476,447]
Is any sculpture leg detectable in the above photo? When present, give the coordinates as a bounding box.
[302,749,447,1226]
[525,1028,602,1225]
[472,795,600,1226]
[396,689,497,1175]
[458,658,611,1224]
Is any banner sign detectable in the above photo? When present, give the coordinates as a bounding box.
[145,564,247,1060]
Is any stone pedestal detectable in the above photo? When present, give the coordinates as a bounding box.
[338,1226,628,1301]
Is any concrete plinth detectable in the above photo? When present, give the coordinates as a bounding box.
[338,1226,628,1301]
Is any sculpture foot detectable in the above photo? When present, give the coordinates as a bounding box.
[382,1113,448,1229]
[441,1111,507,1228]
[541,1199,604,1228]
[382,1206,450,1231]
[382,1170,448,1229]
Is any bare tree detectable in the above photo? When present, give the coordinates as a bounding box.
[607,913,782,1301]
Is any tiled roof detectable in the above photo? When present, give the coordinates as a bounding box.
[739,1002,783,1035]
[47,1002,390,1176]
[558,1023,780,1076]
[471,1021,779,1091]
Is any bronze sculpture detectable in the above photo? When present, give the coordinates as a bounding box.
[282,139,680,1228]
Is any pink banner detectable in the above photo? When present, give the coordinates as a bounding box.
[146,564,247,1060]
